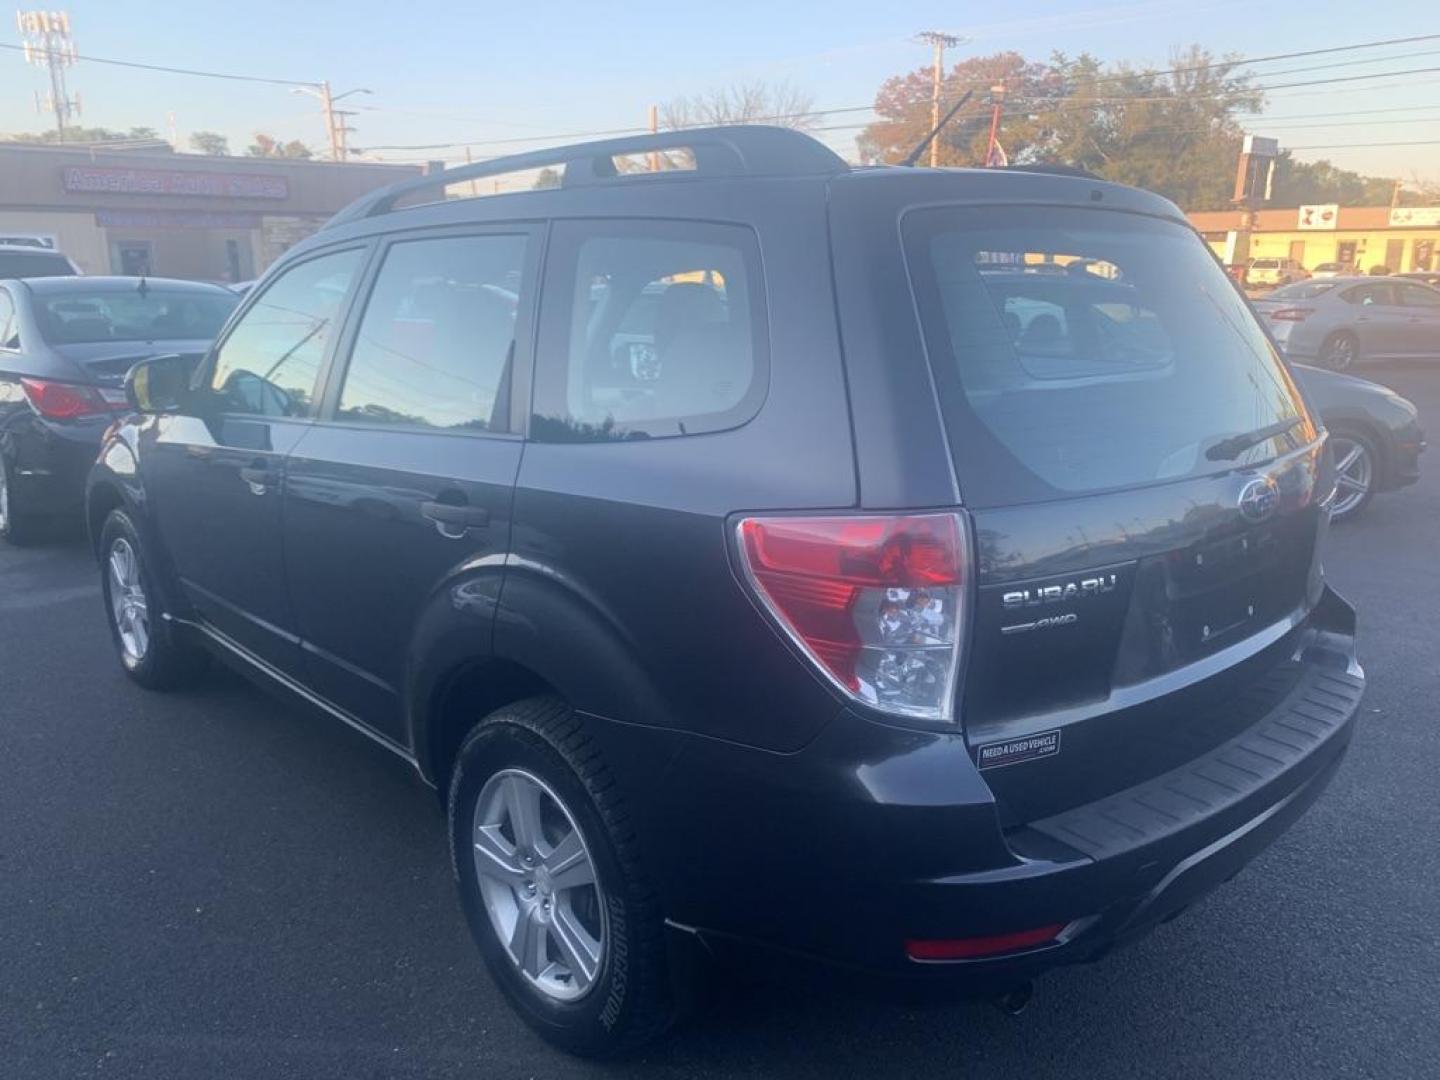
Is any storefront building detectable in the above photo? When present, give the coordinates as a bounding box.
[0,143,421,281]
[1189,205,1440,275]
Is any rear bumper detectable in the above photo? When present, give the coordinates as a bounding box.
[1382,422,1424,491]
[1,412,106,517]
[594,588,1363,987]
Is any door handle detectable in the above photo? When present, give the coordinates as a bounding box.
[239,463,275,494]
[421,500,489,537]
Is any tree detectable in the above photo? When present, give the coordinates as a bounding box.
[532,167,561,190]
[859,52,1065,167]
[188,131,230,156]
[246,133,313,159]
[661,81,816,132]
[859,46,1267,209]
[5,125,164,145]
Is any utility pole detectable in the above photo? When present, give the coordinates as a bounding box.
[916,31,962,167]
[294,83,370,161]
[320,80,339,161]
[1391,179,1404,208]
[985,83,1006,166]
[17,10,80,141]
[648,103,659,172]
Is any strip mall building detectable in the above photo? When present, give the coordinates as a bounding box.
[0,143,420,281]
[1189,205,1440,275]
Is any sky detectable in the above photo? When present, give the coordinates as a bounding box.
[1,0,1438,185]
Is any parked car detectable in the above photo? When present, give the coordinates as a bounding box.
[1245,256,1309,287]
[0,243,80,279]
[1396,270,1440,289]
[0,234,57,250]
[0,276,237,543]
[1251,276,1440,369]
[86,127,1364,1057]
[1310,261,1352,279]
[1291,365,1424,519]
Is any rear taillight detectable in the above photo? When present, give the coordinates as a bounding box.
[1267,307,1312,322]
[736,512,970,721]
[20,378,121,419]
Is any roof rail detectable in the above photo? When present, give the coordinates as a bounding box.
[326,125,848,228]
[1003,162,1104,181]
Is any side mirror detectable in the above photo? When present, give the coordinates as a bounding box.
[124,354,191,414]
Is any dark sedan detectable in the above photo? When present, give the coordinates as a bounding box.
[0,276,237,543]
[1293,363,1425,520]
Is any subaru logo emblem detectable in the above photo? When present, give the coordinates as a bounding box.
[1238,477,1279,523]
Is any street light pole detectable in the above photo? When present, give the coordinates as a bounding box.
[916,31,963,168]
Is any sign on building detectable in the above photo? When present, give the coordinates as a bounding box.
[61,166,290,200]
[1389,207,1440,228]
[1297,204,1339,230]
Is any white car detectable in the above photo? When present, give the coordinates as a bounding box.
[1246,257,1309,287]
[1310,262,1352,279]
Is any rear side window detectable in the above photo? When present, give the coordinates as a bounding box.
[336,234,526,432]
[209,247,364,418]
[0,291,14,349]
[904,206,1311,506]
[1270,281,1336,301]
[531,220,766,441]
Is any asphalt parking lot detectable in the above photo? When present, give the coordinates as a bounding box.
[3,365,1437,1080]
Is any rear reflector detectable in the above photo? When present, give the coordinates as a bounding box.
[905,924,1067,961]
[735,512,970,721]
[20,378,120,419]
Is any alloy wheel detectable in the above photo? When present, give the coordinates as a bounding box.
[473,768,606,1003]
[107,537,150,664]
[1329,435,1373,519]
[1322,334,1357,371]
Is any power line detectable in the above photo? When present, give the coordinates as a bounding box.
[0,40,316,87]
[1284,139,1440,149]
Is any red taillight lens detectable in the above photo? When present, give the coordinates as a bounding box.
[905,923,1068,961]
[736,513,970,721]
[20,378,118,419]
[1267,307,1312,322]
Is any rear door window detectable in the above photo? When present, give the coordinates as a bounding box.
[904,206,1312,506]
[1398,283,1440,308]
[531,220,766,441]
[1341,283,1394,306]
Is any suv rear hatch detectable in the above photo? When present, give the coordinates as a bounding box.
[900,203,1331,823]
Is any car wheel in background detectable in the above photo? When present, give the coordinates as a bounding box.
[448,697,677,1057]
[99,508,208,688]
[1327,427,1379,521]
[0,451,45,546]
[1319,331,1359,371]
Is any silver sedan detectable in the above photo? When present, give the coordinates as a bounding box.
[1252,276,1440,370]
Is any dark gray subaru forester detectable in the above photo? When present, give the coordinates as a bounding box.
[87,126,1364,1056]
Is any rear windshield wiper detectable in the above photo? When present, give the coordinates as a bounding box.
[1205,416,1305,461]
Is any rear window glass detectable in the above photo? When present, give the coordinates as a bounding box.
[36,288,237,344]
[1270,281,1337,300]
[904,206,1312,506]
[531,220,765,441]
[0,251,74,279]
